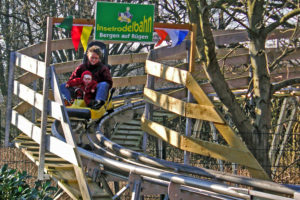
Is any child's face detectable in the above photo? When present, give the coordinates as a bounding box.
[88,52,100,65]
[83,76,92,85]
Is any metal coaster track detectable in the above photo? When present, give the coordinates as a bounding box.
[47,96,297,200]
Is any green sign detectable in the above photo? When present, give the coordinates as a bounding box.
[95,2,154,42]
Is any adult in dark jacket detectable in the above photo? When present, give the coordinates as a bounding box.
[61,45,113,109]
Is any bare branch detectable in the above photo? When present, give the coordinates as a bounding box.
[216,5,251,32]
[270,25,300,72]
[264,8,300,35]
[0,11,27,23]
[271,78,300,94]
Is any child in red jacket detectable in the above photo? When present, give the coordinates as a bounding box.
[66,70,98,106]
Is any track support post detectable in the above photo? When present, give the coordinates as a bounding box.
[129,172,143,200]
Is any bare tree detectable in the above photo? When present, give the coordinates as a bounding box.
[185,0,300,176]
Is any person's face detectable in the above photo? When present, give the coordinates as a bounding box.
[88,52,100,65]
[83,75,92,85]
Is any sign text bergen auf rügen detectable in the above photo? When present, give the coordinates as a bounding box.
[95,2,154,42]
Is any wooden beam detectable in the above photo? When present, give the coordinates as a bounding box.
[143,87,224,123]
[154,22,193,30]
[17,42,45,57]
[11,110,79,165]
[145,60,188,84]
[4,52,16,147]
[141,116,263,170]
[189,23,197,73]
[14,80,43,111]
[54,60,82,74]
[13,80,65,122]
[212,29,300,46]
[53,18,95,25]
[54,18,193,30]
[185,72,214,106]
[145,40,188,62]
[38,17,53,180]
[15,52,46,78]
[108,53,148,65]
[16,72,40,85]
[50,66,92,199]
[13,101,32,115]
[113,75,146,88]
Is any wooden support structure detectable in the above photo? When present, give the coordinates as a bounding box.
[142,44,270,179]
[5,16,300,199]
[6,17,92,199]
[38,16,52,180]
[4,52,16,147]
[50,66,92,199]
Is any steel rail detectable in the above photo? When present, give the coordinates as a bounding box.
[51,98,299,199]
[93,101,297,196]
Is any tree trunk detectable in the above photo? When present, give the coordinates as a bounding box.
[249,35,272,175]
[248,0,272,176]
[186,0,255,147]
[186,0,272,176]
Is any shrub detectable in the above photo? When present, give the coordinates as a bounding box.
[0,164,57,200]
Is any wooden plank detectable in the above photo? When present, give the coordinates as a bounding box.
[16,72,40,85]
[13,80,64,122]
[122,120,141,125]
[145,61,212,107]
[117,126,142,131]
[144,87,224,123]
[50,38,84,54]
[111,135,141,140]
[113,75,146,88]
[144,87,185,116]
[35,156,70,162]
[5,53,16,146]
[217,47,300,67]
[146,40,188,62]
[17,42,45,57]
[212,29,299,45]
[50,66,92,199]
[214,31,248,46]
[145,60,188,84]
[11,110,79,166]
[216,48,249,58]
[19,141,40,146]
[113,140,140,146]
[213,123,249,151]
[186,72,215,106]
[54,60,82,74]
[14,80,43,110]
[31,152,61,157]
[154,22,193,30]
[189,23,197,73]
[186,103,224,123]
[53,17,95,25]
[141,116,263,170]
[48,168,76,181]
[108,53,148,65]
[15,52,46,78]
[145,62,213,106]
[115,130,144,135]
[13,101,32,115]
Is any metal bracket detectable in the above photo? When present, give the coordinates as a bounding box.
[128,172,143,200]
[168,182,181,200]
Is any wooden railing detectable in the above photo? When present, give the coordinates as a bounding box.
[141,42,270,180]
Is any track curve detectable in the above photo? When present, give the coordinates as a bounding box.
[51,93,298,200]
